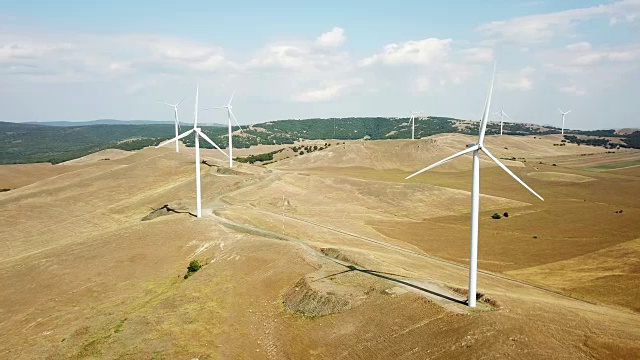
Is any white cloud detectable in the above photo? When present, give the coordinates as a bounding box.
[566,41,592,51]
[571,52,606,66]
[0,41,73,61]
[292,79,362,103]
[414,77,432,93]
[608,46,640,61]
[477,0,640,43]
[1,16,638,129]
[358,37,492,94]
[315,27,346,48]
[0,32,232,83]
[460,47,494,63]
[249,45,312,70]
[243,28,356,105]
[559,84,587,96]
[359,38,452,66]
[499,67,535,91]
[248,28,350,72]
[542,42,640,98]
[546,43,640,73]
[247,44,345,72]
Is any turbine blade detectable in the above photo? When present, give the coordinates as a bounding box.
[558,108,564,114]
[196,129,230,158]
[158,102,174,107]
[566,110,572,114]
[503,111,513,121]
[175,108,181,131]
[229,109,245,133]
[478,61,497,145]
[406,145,479,179]
[156,129,194,148]
[194,84,199,128]
[481,148,544,201]
[228,89,236,106]
[176,96,186,107]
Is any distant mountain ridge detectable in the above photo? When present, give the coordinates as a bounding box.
[1,117,639,165]
[23,119,226,127]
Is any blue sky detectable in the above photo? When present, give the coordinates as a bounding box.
[1,0,639,129]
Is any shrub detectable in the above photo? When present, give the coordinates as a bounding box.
[0,188,10,192]
[234,149,284,164]
[184,260,202,279]
[188,260,202,273]
[491,213,502,219]
[503,212,509,218]
[299,151,304,155]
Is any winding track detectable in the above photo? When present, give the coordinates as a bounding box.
[208,168,602,308]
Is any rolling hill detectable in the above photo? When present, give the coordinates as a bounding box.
[2,117,639,165]
[1,135,640,358]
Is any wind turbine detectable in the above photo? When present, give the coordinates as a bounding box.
[493,106,513,135]
[202,90,244,168]
[405,64,544,308]
[158,97,186,152]
[558,109,571,135]
[156,85,229,218]
[409,110,421,140]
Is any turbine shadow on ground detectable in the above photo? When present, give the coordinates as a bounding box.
[323,258,467,306]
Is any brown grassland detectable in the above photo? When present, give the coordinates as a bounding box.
[1,134,640,359]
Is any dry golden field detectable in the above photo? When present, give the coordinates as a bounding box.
[1,134,640,359]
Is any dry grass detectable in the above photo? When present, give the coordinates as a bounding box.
[1,136,640,358]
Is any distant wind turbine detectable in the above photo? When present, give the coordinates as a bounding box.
[405,64,544,308]
[558,109,572,135]
[202,90,244,168]
[409,110,421,140]
[156,84,229,218]
[158,96,186,152]
[493,106,513,135]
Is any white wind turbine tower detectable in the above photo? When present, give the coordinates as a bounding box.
[158,97,186,152]
[409,110,421,140]
[202,90,244,168]
[156,84,229,218]
[493,106,513,136]
[405,64,544,307]
[558,109,572,135]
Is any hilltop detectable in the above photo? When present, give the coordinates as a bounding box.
[3,117,639,165]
